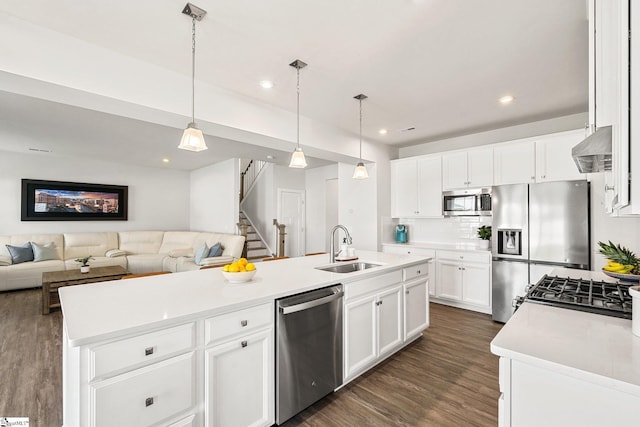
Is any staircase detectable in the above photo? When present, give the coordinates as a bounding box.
[239,211,271,262]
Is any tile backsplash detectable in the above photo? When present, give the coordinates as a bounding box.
[382,216,492,244]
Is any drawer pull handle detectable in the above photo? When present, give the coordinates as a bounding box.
[144,347,154,356]
[145,397,154,407]
[241,320,248,327]
[417,270,421,275]
[241,341,248,348]
[406,290,410,294]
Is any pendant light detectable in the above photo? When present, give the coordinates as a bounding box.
[353,94,369,179]
[288,59,308,168]
[178,3,208,152]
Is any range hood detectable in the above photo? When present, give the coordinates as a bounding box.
[571,126,612,173]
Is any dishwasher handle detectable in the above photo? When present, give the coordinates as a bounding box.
[280,289,343,315]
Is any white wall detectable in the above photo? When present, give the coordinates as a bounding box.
[338,163,378,251]
[399,113,588,158]
[305,164,339,253]
[190,159,239,234]
[0,151,190,235]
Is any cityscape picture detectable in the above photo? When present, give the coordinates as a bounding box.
[34,189,120,214]
[21,179,128,221]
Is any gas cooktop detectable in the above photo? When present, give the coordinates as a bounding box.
[517,275,632,319]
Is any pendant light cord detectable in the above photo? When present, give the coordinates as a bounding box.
[296,66,300,149]
[191,17,196,124]
[359,98,363,161]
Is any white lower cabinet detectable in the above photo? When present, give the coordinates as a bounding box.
[343,270,405,382]
[64,303,275,427]
[403,278,428,341]
[382,245,436,296]
[91,352,196,427]
[205,329,273,427]
[435,250,491,314]
[498,357,640,426]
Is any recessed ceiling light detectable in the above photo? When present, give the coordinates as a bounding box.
[260,80,274,89]
[266,155,274,160]
[378,129,388,135]
[499,95,515,104]
[162,158,170,163]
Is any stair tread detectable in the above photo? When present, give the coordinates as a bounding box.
[247,247,268,251]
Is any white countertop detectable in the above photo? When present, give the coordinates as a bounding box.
[491,267,640,396]
[382,241,490,253]
[59,251,430,347]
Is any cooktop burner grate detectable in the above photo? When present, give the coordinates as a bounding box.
[523,275,632,319]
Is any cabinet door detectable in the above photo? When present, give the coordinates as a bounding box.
[344,295,377,380]
[205,330,274,427]
[462,261,491,308]
[390,159,418,217]
[467,146,494,187]
[436,259,463,301]
[404,279,428,341]
[417,156,443,217]
[535,130,586,182]
[91,353,196,427]
[442,151,469,190]
[494,140,536,185]
[377,285,403,357]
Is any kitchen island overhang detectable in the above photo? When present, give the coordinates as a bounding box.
[60,250,432,427]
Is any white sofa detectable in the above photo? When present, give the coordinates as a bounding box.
[0,231,245,292]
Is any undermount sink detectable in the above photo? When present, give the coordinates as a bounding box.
[315,262,382,274]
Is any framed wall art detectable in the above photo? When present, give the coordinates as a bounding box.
[21,179,128,221]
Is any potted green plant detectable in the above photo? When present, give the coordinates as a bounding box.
[75,256,94,273]
[477,226,491,250]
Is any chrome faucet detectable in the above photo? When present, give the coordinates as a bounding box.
[330,225,353,263]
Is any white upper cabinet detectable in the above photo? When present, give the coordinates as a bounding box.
[535,130,587,183]
[590,0,638,215]
[494,140,536,185]
[442,146,493,190]
[391,155,442,218]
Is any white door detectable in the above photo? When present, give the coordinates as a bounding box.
[390,159,418,217]
[442,151,469,190]
[205,330,273,427]
[344,295,377,381]
[377,285,403,357]
[462,261,491,308]
[404,279,428,341]
[278,189,305,257]
[436,259,463,301]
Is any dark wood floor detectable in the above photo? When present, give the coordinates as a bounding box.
[284,303,503,427]
[0,289,502,427]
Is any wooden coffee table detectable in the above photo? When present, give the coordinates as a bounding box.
[42,265,129,314]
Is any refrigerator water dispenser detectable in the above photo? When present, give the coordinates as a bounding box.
[497,229,522,256]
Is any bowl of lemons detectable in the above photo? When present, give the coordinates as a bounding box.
[221,258,257,283]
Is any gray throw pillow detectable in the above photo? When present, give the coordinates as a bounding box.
[32,241,59,262]
[6,242,34,264]
[195,243,209,265]
[208,243,223,257]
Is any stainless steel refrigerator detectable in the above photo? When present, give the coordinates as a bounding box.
[491,180,590,322]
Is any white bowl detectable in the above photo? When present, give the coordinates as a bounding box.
[221,269,256,283]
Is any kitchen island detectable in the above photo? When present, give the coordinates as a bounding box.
[60,251,430,427]
[491,268,640,426]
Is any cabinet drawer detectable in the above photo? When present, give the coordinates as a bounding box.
[90,323,196,380]
[91,352,195,427]
[403,263,428,281]
[345,270,402,301]
[168,414,196,427]
[437,250,490,264]
[205,302,273,345]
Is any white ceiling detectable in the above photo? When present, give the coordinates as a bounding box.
[0,0,588,166]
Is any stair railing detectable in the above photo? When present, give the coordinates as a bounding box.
[273,219,286,257]
[240,159,267,201]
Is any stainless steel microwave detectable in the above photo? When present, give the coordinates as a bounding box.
[443,188,492,216]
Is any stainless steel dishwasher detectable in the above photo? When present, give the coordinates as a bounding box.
[276,284,343,425]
